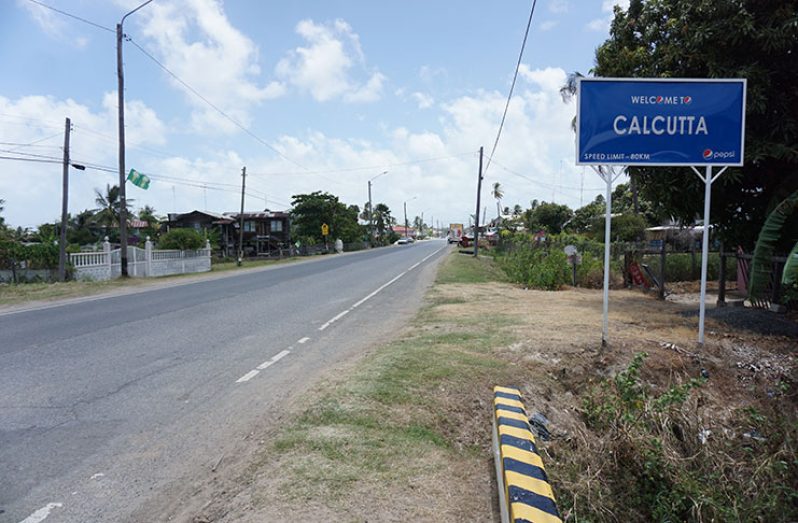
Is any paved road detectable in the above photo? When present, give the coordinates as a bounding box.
[0,240,448,523]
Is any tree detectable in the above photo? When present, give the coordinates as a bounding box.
[525,201,574,234]
[93,184,133,232]
[591,0,798,248]
[371,203,395,244]
[0,198,7,239]
[567,197,606,234]
[413,215,425,237]
[290,191,364,244]
[492,182,504,218]
[67,210,99,246]
[158,228,204,250]
[137,205,161,240]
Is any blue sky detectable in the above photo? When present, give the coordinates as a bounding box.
[1,0,627,230]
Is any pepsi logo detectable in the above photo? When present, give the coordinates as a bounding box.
[703,149,713,159]
[656,95,664,103]
[683,96,692,104]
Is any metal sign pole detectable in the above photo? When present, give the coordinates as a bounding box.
[691,165,728,345]
[601,169,612,346]
[591,165,624,346]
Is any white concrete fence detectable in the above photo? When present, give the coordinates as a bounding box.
[69,237,211,281]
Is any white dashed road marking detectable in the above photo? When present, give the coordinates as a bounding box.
[19,503,63,523]
[235,370,260,383]
[236,244,446,384]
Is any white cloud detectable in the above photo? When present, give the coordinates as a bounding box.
[0,94,167,228]
[411,92,435,109]
[275,19,385,104]
[17,0,63,36]
[135,0,283,133]
[540,20,558,32]
[0,66,600,231]
[548,0,570,14]
[419,65,447,83]
[587,0,630,32]
[227,67,594,227]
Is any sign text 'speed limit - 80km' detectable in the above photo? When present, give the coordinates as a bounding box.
[576,78,746,167]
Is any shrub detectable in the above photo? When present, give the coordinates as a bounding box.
[157,228,205,250]
[641,252,736,282]
[498,244,570,290]
[568,353,798,522]
[574,251,605,288]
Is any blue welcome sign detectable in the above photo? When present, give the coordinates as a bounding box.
[576,78,746,166]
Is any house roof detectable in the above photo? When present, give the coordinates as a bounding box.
[223,210,290,220]
[167,209,289,224]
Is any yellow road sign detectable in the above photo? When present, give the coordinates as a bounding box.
[321,223,329,236]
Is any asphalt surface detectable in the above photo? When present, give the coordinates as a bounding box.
[0,240,448,523]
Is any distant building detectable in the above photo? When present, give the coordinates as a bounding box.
[391,225,416,238]
[167,209,291,258]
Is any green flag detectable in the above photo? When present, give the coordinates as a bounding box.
[127,168,151,190]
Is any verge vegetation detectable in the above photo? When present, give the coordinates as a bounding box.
[196,252,797,522]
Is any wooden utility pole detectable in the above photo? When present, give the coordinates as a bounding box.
[58,117,71,282]
[237,166,246,266]
[474,146,484,257]
[117,22,129,277]
[368,180,373,244]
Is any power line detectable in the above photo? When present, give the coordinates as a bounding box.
[247,151,475,177]
[0,155,61,165]
[483,0,538,178]
[491,159,603,193]
[126,36,308,171]
[24,0,114,33]
[72,125,175,160]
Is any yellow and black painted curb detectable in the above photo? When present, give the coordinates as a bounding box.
[492,386,562,523]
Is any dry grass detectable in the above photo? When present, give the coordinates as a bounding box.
[182,253,798,522]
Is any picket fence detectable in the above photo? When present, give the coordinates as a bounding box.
[69,237,211,281]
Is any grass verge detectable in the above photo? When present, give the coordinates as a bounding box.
[242,254,515,520]
[205,252,798,522]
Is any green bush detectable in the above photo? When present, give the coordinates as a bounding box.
[641,252,736,282]
[0,239,59,269]
[498,245,570,290]
[575,251,606,288]
[157,228,205,250]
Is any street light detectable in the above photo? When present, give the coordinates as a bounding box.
[368,170,388,245]
[403,196,417,240]
[117,0,154,277]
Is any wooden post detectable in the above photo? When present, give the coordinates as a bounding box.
[237,166,246,266]
[717,242,727,307]
[658,236,666,300]
[58,117,71,282]
[474,146,484,257]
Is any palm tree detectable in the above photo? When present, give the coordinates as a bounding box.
[492,182,504,219]
[93,184,133,228]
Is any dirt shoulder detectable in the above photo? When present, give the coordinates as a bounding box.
[168,253,797,522]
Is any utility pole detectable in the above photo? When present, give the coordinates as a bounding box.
[58,117,71,282]
[474,146,484,257]
[368,179,373,244]
[116,1,154,278]
[404,201,408,239]
[238,166,246,266]
[116,21,129,277]
[367,171,387,246]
